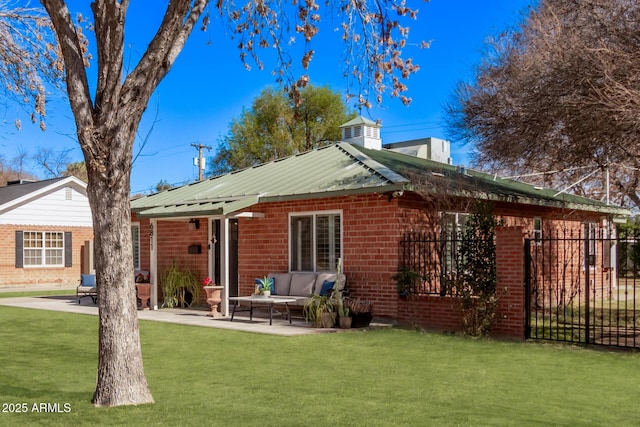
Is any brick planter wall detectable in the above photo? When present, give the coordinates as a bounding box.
[492,226,526,339]
[396,226,527,340]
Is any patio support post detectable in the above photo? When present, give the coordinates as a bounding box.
[222,217,230,316]
[150,219,158,310]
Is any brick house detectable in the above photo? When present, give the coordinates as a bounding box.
[0,177,94,286]
[131,117,628,337]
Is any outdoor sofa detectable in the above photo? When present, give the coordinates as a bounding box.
[264,272,347,306]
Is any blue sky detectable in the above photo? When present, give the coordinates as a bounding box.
[1,0,532,194]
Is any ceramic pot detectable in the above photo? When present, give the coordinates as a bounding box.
[136,284,152,310]
[204,286,224,317]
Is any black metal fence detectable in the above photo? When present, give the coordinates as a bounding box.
[398,231,493,297]
[525,229,640,349]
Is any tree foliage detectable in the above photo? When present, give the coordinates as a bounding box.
[447,0,640,210]
[211,85,354,174]
[458,201,500,337]
[0,1,68,130]
[11,0,424,408]
[62,161,88,183]
[155,179,172,192]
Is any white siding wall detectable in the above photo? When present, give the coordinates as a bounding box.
[0,187,92,227]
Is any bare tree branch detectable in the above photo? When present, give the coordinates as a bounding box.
[447,0,640,210]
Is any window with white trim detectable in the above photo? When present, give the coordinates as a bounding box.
[132,223,140,270]
[290,211,342,272]
[441,212,469,273]
[533,217,543,244]
[585,222,597,266]
[23,231,64,267]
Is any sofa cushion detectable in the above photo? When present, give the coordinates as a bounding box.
[314,273,346,295]
[289,273,316,296]
[268,273,292,296]
[319,280,335,297]
[81,274,96,287]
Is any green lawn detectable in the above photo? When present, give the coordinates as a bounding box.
[1,306,640,426]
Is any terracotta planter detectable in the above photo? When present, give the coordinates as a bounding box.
[316,312,336,328]
[136,284,152,310]
[339,316,352,329]
[204,286,224,317]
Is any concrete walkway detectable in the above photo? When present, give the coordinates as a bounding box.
[0,292,337,336]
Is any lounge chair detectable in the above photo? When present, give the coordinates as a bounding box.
[76,274,97,304]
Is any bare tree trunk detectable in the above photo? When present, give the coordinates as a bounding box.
[36,0,418,408]
[87,127,153,407]
[40,0,209,407]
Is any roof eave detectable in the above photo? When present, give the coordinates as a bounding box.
[454,190,631,216]
[260,184,407,203]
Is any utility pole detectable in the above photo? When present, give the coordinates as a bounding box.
[191,143,212,181]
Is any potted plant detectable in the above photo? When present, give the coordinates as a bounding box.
[336,299,351,329]
[256,276,273,297]
[203,276,224,317]
[344,297,373,328]
[303,294,335,328]
[134,270,152,310]
[160,260,200,308]
[331,283,351,329]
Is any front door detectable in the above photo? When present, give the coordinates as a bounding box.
[211,218,239,296]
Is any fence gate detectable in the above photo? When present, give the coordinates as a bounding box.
[525,229,640,348]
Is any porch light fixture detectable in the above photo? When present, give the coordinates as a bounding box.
[189,218,200,230]
[387,190,404,202]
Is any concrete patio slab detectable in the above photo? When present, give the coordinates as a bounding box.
[0,294,335,336]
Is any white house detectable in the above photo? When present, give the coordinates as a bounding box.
[0,177,94,286]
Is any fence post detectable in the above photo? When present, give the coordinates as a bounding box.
[494,226,526,340]
[584,232,591,345]
[524,238,531,340]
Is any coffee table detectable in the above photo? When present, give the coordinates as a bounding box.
[228,296,297,325]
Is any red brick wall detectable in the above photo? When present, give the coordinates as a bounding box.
[238,194,405,312]
[155,218,210,302]
[395,226,527,339]
[133,191,610,340]
[493,226,526,338]
[397,296,464,332]
[0,225,94,287]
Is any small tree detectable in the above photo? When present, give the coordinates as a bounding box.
[10,0,424,408]
[458,201,500,337]
[447,0,640,210]
[211,85,355,175]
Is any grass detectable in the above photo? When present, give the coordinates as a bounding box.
[1,307,640,426]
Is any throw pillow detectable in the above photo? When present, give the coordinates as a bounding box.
[81,274,96,287]
[320,280,335,297]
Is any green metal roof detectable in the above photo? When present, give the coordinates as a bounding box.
[131,143,406,218]
[131,142,630,218]
[353,145,629,216]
